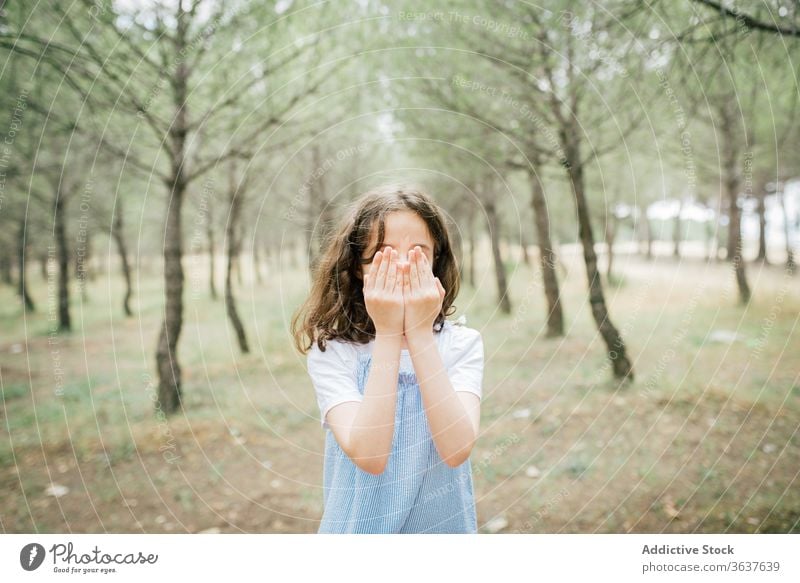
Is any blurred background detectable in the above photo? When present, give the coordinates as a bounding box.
[0,0,798,534]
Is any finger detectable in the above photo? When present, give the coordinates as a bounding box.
[419,247,435,286]
[376,245,391,287]
[409,248,421,290]
[385,249,398,291]
[367,250,383,289]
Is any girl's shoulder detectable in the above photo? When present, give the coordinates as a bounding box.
[307,336,360,368]
[440,315,483,362]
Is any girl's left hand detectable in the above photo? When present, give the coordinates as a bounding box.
[402,246,445,338]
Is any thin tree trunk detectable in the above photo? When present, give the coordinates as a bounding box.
[54,195,71,332]
[705,215,715,261]
[207,200,217,300]
[720,105,751,303]
[672,199,682,258]
[17,220,35,311]
[780,188,796,274]
[155,16,189,414]
[112,201,134,317]
[0,249,12,285]
[484,194,512,314]
[565,139,633,381]
[467,203,476,287]
[39,253,48,280]
[468,227,476,288]
[225,161,250,354]
[639,206,653,260]
[529,167,563,337]
[755,186,768,263]
[520,237,530,266]
[306,144,333,276]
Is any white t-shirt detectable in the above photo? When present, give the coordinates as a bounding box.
[307,318,484,429]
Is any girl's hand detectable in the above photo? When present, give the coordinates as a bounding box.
[402,246,445,339]
[363,246,404,337]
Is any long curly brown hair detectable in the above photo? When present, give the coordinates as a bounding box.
[291,183,461,354]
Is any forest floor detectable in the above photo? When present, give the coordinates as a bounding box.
[1,245,798,533]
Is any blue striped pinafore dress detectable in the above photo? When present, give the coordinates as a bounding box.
[318,348,478,533]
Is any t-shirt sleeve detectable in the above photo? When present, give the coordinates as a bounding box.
[307,339,363,429]
[447,325,484,400]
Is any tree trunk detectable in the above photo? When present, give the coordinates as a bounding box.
[468,226,476,288]
[755,186,768,263]
[155,19,190,415]
[484,196,512,314]
[644,212,653,260]
[112,201,134,317]
[0,249,12,285]
[529,168,564,337]
[39,253,48,280]
[720,106,751,304]
[466,203,477,287]
[17,220,35,311]
[54,195,71,332]
[564,140,633,381]
[780,188,796,274]
[520,238,530,265]
[225,161,250,354]
[207,200,217,300]
[672,199,682,258]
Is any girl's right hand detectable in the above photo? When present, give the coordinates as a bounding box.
[363,246,404,336]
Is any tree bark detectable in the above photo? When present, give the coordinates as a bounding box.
[112,201,134,317]
[529,168,564,337]
[720,105,751,303]
[755,186,768,263]
[672,199,682,258]
[17,220,35,312]
[225,159,250,354]
[644,211,653,260]
[467,203,477,287]
[780,188,796,274]
[207,200,217,300]
[54,195,71,331]
[306,144,334,275]
[564,138,633,381]
[155,12,190,414]
[484,194,512,314]
[39,253,48,280]
[0,249,13,285]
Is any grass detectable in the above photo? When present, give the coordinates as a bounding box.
[0,242,798,533]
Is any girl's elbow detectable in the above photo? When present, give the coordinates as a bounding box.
[444,442,475,468]
[349,449,390,475]
[355,457,388,475]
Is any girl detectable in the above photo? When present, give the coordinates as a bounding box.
[291,184,484,534]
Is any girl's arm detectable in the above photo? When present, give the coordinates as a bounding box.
[326,332,402,475]
[406,331,480,467]
[326,246,404,475]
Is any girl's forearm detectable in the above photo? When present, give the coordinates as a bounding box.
[348,332,402,474]
[407,331,476,467]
